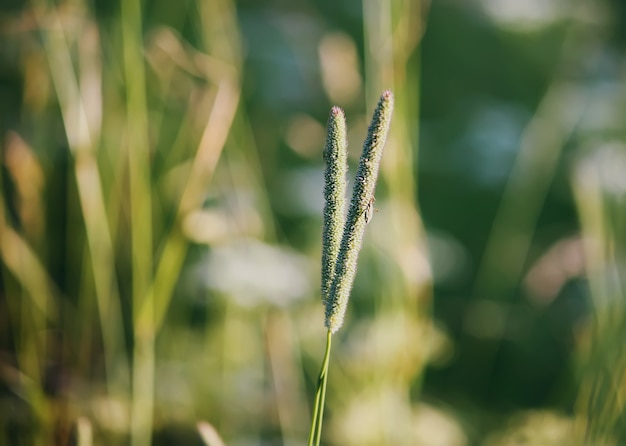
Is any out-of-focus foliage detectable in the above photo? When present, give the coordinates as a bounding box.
[1,0,626,444]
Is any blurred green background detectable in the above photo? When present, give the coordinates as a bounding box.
[2,0,626,444]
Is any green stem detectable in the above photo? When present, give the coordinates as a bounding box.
[307,330,332,446]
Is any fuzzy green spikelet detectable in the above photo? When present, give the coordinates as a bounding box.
[321,107,348,305]
[324,90,394,333]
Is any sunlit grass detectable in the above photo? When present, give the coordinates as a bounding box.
[1,0,625,445]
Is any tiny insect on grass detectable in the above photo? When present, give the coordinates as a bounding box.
[364,197,376,224]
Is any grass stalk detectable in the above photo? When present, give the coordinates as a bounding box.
[33,1,129,406]
[309,91,393,443]
[120,0,155,443]
[307,330,332,446]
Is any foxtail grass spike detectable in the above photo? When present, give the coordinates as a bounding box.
[321,107,348,304]
[325,90,394,333]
